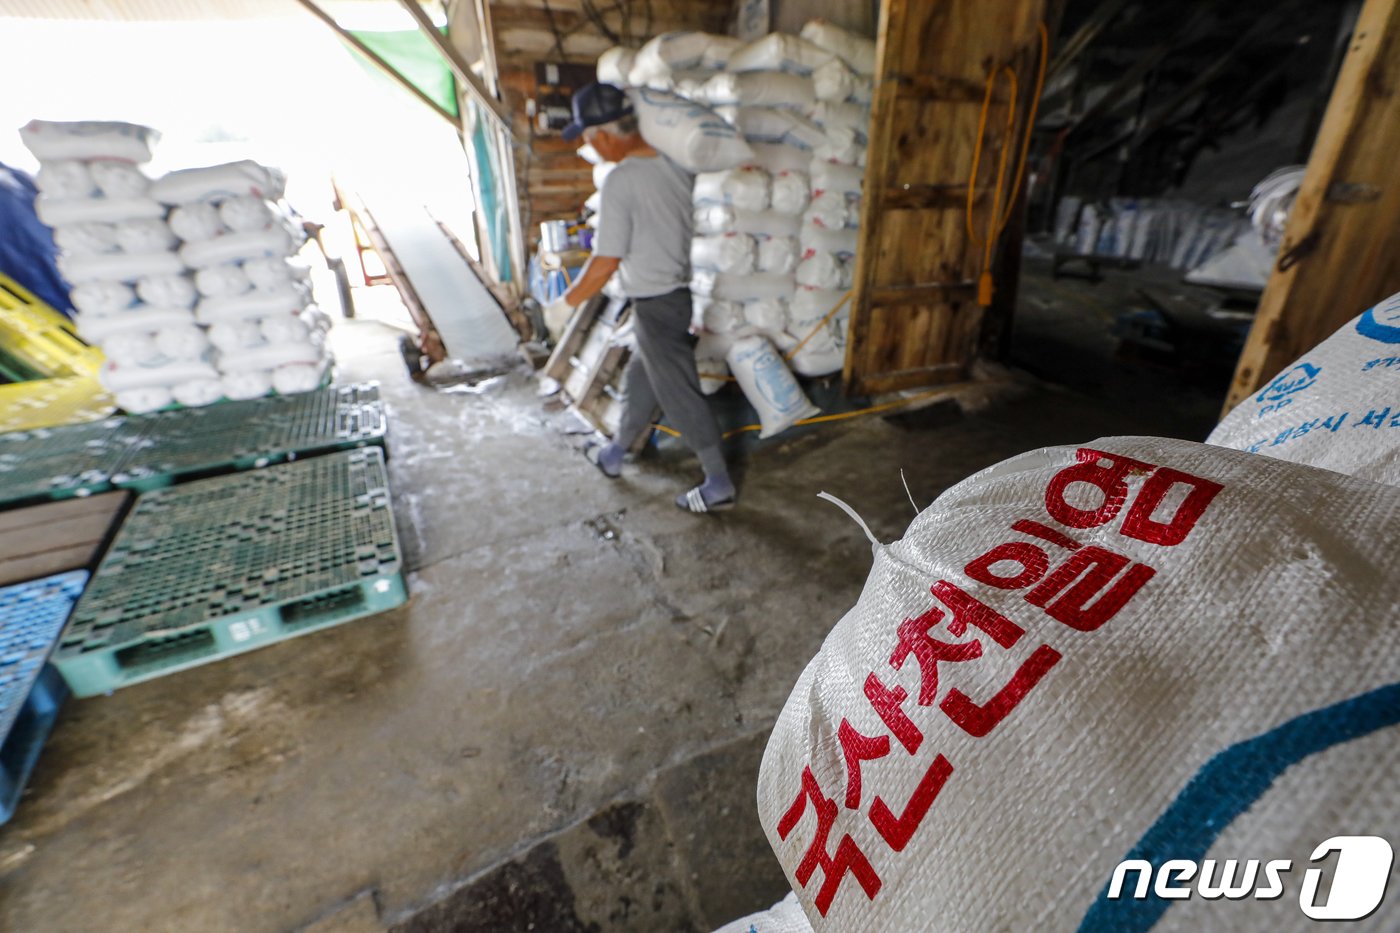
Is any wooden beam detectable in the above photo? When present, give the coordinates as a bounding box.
[1045,0,1132,84]
[394,0,512,127]
[290,0,460,130]
[1224,0,1400,411]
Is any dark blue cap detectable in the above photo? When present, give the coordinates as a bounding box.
[562,82,634,141]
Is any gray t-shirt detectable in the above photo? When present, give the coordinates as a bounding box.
[595,153,693,299]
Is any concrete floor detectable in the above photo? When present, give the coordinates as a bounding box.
[0,269,1229,932]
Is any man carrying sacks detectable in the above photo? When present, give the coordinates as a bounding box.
[556,82,736,514]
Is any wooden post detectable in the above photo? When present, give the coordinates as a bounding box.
[1223,0,1400,412]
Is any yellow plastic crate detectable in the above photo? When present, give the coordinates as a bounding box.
[0,376,116,433]
[0,274,102,379]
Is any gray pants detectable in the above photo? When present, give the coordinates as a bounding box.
[616,287,722,455]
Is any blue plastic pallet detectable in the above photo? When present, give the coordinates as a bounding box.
[1,570,86,824]
[54,448,405,697]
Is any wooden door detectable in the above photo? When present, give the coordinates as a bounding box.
[845,0,1046,395]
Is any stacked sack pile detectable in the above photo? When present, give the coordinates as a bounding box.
[588,22,875,439]
[19,120,329,413]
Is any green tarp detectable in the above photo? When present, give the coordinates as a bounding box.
[348,28,458,118]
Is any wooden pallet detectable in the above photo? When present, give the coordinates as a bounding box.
[0,492,130,588]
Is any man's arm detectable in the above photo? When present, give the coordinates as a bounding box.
[563,254,621,307]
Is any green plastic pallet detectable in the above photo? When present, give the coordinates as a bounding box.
[54,447,405,697]
[0,418,131,508]
[111,383,388,492]
[0,384,387,508]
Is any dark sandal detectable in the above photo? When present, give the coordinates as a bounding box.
[584,441,621,479]
[676,485,735,513]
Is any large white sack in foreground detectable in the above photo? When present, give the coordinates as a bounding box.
[758,436,1400,930]
[1208,292,1400,486]
[813,60,873,104]
[20,120,158,163]
[691,234,757,274]
[35,161,96,199]
[694,205,800,237]
[712,892,814,933]
[727,334,820,438]
[746,141,814,175]
[627,87,753,173]
[692,271,795,302]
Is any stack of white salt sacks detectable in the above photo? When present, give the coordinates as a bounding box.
[792,20,873,378]
[153,160,331,401]
[21,120,220,414]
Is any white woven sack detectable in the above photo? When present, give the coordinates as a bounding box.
[169,202,227,242]
[745,141,816,175]
[757,436,1400,931]
[195,264,252,298]
[100,331,160,366]
[89,160,151,198]
[180,226,294,269]
[813,60,873,104]
[694,167,771,211]
[630,31,726,83]
[136,274,198,309]
[695,332,733,396]
[805,191,859,230]
[114,218,177,253]
[698,297,746,336]
[1208,293,1400,485]
[770,172,811,217]
[208,319,264,352]
[811,161,864,196]
[219,195,275,233]
[727,34,836,76]
[703,72,816,110]
[53,223,119,256]
[745,297,789,339]
[813,128,866,167]
[737,108,827,150]
[76,306,196,342]
[800,223,859,257]
[273,357,331,396]
[796,251,853,290]
[597,46,637,86]
[150,160,284,206]
[196,282,308,324]
[222,369,273,401]
[20,120,158,163]
[626,87,754,173]
[114,387,172,414]
[218,338,324,374]
[242,257,307,289]
[785,287,846,377]
[57,249,184,285]
[70,281,136,316]
[800,21,877,75]
[172,379,224,407]
[100,355,217,391]
[809,102,870,142]
[712,892,814,933]
[34,161,96,199]
[692,234,758,274]
[36,196,164,227]
[693,272,796,303]
[727,335,820,438]
[154,325,211,361]
[695,205,801,238]
[261,313,313,344]
[758,236,801,275]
